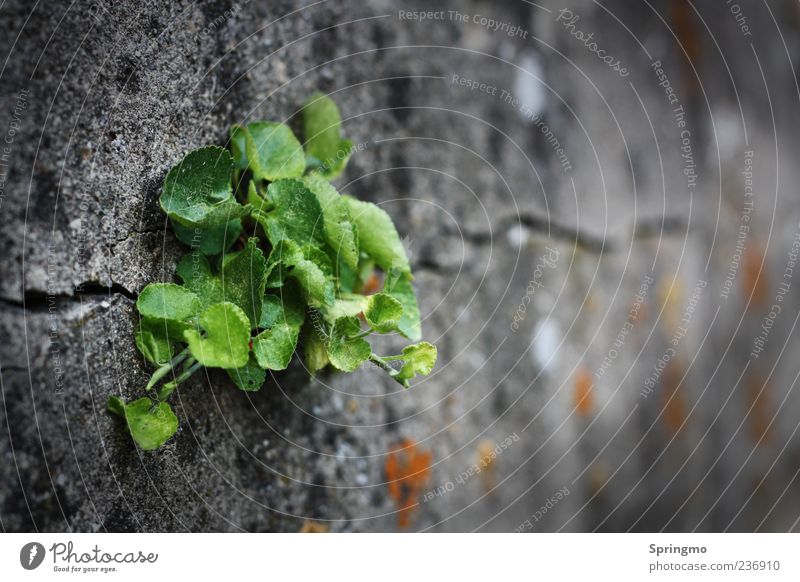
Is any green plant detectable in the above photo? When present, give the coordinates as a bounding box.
[109,92,437,450]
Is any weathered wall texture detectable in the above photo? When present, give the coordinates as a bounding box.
[2,0,800,531]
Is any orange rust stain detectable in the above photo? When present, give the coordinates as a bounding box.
[588,461,610,496]
[630,298,648,327]
[661,361,687,435]
[299,520,329,533]
[573,365,594,418]
[742,244,768,308]
[670,0,702,97]
[746,373,772,446]
[385,439,432,528]
[658,277,684,333]
[476,440,498,492]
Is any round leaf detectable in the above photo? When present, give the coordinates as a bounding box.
[183,302,251,369]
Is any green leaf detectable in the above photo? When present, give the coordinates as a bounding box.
[248,180,268,209]
[221,237,267,328]
[183,302,251,369]
[107,395,126,417]
[245,122,306,181]
[364,293,403,333]
[327,316,370,372]
[229,124,249,170]
[226,353,267,391]
[176,252,225,309]
[303,175,359,269]
[265,240,335,307]
[160,146,248,227]
[395,342,437,384]
[302,323,330,375]
[260,280,306,329]
[171,217,242,256]
[134,320,175,365]
[253,323,300,371]
[321,295,367,323]
[108,396,178,450]
[341,197,410,274]
[302,92,353,179]
[301,244,334,277]
[136,283,201,336]
[257,178,326,248]
[176,240,267,328]
[386,272,422,341]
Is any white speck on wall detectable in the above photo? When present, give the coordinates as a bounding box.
[709,109,742,161]
[506,223,531,249]
[514,51,546,120]
[531,318,561,372]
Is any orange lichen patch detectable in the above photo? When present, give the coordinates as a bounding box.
[587,461,610,496]
[585,290,600,315]
[657,277,684,333]
[385,439,432,528]
[670,0,702,97]
[661,361,687,435]
[746,373,772,446]
[741,244,768,308]
[630,298,648,327]
[573,365,594,418]
[299,520,329,533]
[476,440,498,492]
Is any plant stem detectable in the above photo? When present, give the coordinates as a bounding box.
[145,346,191,391]
[156,358,202,401]
[369,354,410,388]
[368,353,396,374]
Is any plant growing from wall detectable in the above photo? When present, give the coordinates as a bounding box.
[109,93,436,450]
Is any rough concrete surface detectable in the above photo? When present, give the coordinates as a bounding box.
[2,0,800,532]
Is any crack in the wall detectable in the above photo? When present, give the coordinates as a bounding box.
[0,283,137,313]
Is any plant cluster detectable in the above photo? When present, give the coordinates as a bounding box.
[109,93,436,450]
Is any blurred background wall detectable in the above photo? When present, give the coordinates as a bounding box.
[2,0,800,532]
